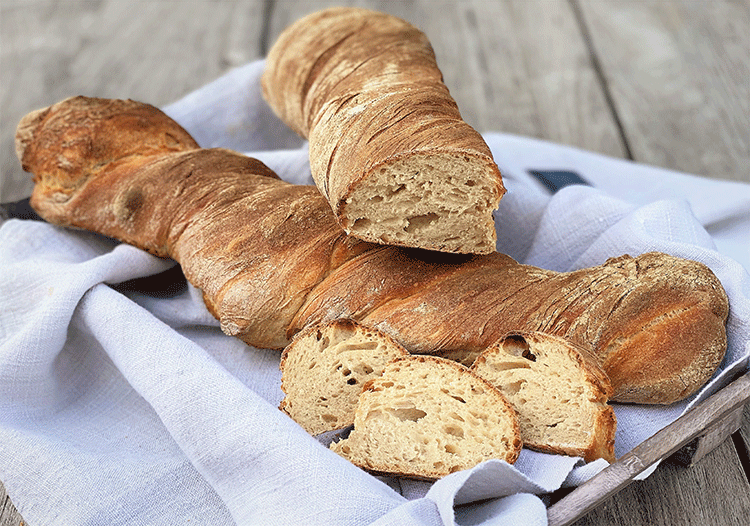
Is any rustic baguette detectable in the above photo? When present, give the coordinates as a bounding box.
[261,7,505,255]
[329,355,522,480]
[16,97,729,405]
[471,331,617,462]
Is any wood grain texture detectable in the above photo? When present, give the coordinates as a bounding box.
[576,0,749,182]
[1,1,748,526]
[0,481,24,526]
[740,403,750,475]
[568,440,750,526]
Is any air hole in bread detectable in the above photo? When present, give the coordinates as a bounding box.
[489,360,531,372]
[469,410,488,421]
[444,424,464,438]
[441,388,467,404]
[352,217,372,229]
[503,380,525,396]
[502,335,530,355]
[404,212,439,233]
[392,407,427,422]
[340,341,378,352]
[388,183,406,196]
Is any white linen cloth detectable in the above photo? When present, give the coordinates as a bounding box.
[1,60,748,526]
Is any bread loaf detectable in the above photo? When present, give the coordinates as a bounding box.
[262,7,505,255]
[471,331,616,462]
[279,319,409,435]
[329,355,522,479]
[16,96,730,405]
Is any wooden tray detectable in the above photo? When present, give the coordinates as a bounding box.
[547,370,750,525]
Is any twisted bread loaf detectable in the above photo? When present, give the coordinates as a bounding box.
[16,97,729,405]
[262,7,505,254]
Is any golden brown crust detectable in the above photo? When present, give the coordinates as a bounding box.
[16,97,730,405]
[262,7,505,253]
[293,250,728,405]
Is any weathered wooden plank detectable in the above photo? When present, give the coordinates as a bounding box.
[576,0,749,182]
[0,481,24,526]
[740,403,750,478]
[564,2,750,522]
[567,439,750,526]
[669,403,746,467]
[1,1,268,524]
[0,0,266,202]
[1,2,747,526]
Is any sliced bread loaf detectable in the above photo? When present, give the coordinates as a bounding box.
[279,319,409,435]
[330,355,522,479]
[471,331,616,462]
[262,7,505,254]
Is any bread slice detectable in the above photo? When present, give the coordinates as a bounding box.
[471,331,616,462]
[330,355,522,479]
[279,319,409,435]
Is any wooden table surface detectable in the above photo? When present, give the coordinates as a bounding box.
[1,1,748,524]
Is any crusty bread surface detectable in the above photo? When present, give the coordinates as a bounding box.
[472,331,617,462]
[329,355,522,479]
[262,7,505,254]
[16,96,730,405]
[279,319,409,435]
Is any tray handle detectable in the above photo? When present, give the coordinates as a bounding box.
[547,370,750,526]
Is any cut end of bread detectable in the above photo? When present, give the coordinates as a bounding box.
[472,331,616,463]
[339,151,504,254]
[279,319,409,436]
[330,355,521,480]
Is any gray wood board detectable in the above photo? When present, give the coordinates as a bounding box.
[577,0,749,182]
[1,0,267,202]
